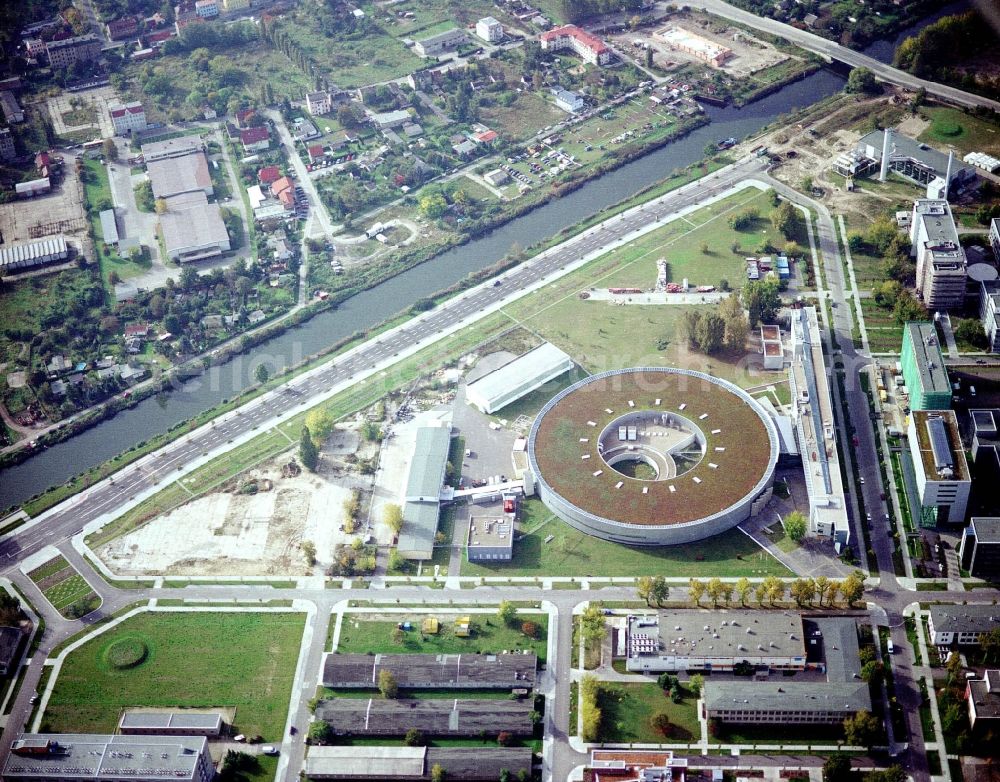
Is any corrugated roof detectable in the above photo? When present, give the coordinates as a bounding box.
[466,342,572,410]
[405,427,451,500]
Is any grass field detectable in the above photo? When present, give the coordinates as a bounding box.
[27,556,101,619]
[918,106,1000,156]
[41,612,305,739]
[597,681,700,743]
[334,614,548,662]
[460,498,789,578]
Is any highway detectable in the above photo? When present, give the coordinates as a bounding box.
[670,0,1000,112]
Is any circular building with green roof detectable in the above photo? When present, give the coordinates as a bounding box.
[527,367,779,545]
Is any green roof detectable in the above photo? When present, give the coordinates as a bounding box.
[405,427,451,501]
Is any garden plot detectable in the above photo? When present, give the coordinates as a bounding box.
[96,428,378,576]
[26,555,101,619]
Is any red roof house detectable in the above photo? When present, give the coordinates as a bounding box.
[277,189,296,210]
[106,15,140,40]
[270,176,294,198]
[258,165,281,185]
[307,144,325,163]
[240,126,270,152]
[474,130,498,144]
[539,25,611,65]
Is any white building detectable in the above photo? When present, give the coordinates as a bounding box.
[980,280,1000,353]
[413,28,467,57]
[466,342,573,414]
[928,604,1000,646]
[907,410,971,525]
[990,218,1000,262]
[964,151,1000,174]
[476,16,504,42]
[910,199,967,310]
[108,101,147,135]
[551,87,584,113]
[539,25,612,66]
[194,0,219,18]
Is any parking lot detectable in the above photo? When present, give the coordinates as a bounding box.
[0,159,88,250]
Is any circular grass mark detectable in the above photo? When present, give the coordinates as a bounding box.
[103,636,148,669]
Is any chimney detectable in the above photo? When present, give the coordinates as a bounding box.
[879,128,892,182]
[944,149,954,201]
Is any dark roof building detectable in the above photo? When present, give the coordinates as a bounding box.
[304,746,532,781]
[118,711,223,736]
[960,517,1000,580]
[321,652,537,690]
[0,625,23,676]
[967,669,1000,729]
[928,604,1000,646]
[315,697,533,737]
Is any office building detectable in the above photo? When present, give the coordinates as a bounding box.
[928,604,1000,646]
[0,127,16,162]
[540,25,612,65]
[967,670,1000,730]
[4,734,214,782]
[413,28,467,57]
[45,35,101,69]
[960,517,1000,579]
[466,342,573,414]
[304,746,532,781]
[990,218,1000,261]
[900,322,951,410]
[476,17,504,42]
[466,516,514,561]
[980,280,1000,353]
[910,200,967,309]
[321,652,537,690]
[908,409,970,526]
[586,750,687,782]
[108,101,147,135]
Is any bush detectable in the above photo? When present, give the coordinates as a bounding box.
[104,636,149,669]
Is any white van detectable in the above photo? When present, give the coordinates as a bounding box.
[887,639,894,655]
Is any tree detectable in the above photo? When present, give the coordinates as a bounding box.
[305,408,335,445]
[823,754,852,782]
[735,577,752,606]
[154,197,168,214]
[521,620,538,638]
[308,720,333,745]
[979,627,1000,663]
[498,600,517,626]
[695,311,725,354]
[580,604,606,645]
[741,278,781,327]
[815,576,830,607]
[843,710,881,748]
[254,363,269,384]
[404,728,425,746]
[790,578,816,606]
[825,579,841,606]
[378,669,398,698]
[497,730,513,746]
[688,578,706,606]
[300,426,319,471]
[638,575,668,605]
[419,192,448,219]
[580,674,602,742]
[892,290,927,325]
[770,200,800,241]
[784,510,807,541]
[706,577,725,607]
[102,138,118,161]
[846,67,880,94]
[384,503,404,536]
[301,540,317,567]
[645,47,653,68]
[954,318,988,350]
[689,673,704,696]
[431,764,446,782]
[841,570,865,606]
[946,649,963,683]
[650,712,673,737]
[388,549,405,572]
[719,294,748,352]
[860,660,884,686]
[762,575,785,605]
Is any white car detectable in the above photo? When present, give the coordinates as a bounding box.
[859,476,865,484]
[262,746,279,756]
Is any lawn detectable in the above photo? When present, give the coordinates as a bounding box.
[460,498,790,578]
[334,613,548,662]
[596,681,700,743]
[479,92,565,144]
[42,612,305,739]
[918,106,1000,156]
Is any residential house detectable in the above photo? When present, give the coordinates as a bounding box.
[108,101,147,135]
[45,35,101,68]
[928,604,1000,647]
[539,25,612,66]
[106,15,140,40]
[258,165,281,185]
[305,91,332,116]
[0,91,24,124]
[307,144,325,164]
[476,16,504,42]
[551,86,583,113]
[240,126,270,153]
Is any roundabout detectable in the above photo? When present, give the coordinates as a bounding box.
[527,368,779,545]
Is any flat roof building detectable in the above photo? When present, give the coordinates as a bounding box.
[655,26,733,67]
[45,35,101,69]
[98,209,119,246]
[908,409,970,525]
[4,734,214,782]
[413,28,467,57]
[967,670,1000,730]
[466,342,573,415]
[910,200,967,310]
[980,280,1000,353]
[146,152,213,199]
[960,517,1000,580]
[315,697,533,737]
[160,191,231,263]
[928,604,1000,647]
[702,616,871,726]
[901,322,951,410]
[321,652,537,690]
[117,711,223,737]
[141,136,204,162]
[476,17,504,42]
[467,516,514,561]
[304,746,532,781]
[398,425,451,560]
[586,750,687,782]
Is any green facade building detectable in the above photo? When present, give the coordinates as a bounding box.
[901,322,951,411]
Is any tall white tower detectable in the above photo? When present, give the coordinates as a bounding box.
[879,128,892,182]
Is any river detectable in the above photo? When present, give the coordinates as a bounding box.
[0,4,970,510]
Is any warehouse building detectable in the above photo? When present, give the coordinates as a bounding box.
[928,604,1000,647]
[99,209,119,247]
[702,616,871,726]
[901,322,951,410]
[908,409,970,526]
[4,734,215,782]
[466,342,573,414]
[117,711,223,737]
[160,191,231,263]
[910,200,967,309]
[321,652,537,690]
[304,746,532,781]
[146,153,213,199]
[398,425,452,560]
[140,136,204,162]
[314,697,533,737]
[413,28,467,57]
[960,517,1000,580]
[0,236,69,274]
[15,178,50,198]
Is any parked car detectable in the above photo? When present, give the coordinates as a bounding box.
[262,746,279,756]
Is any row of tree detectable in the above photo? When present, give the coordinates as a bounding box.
[688,570,865,607]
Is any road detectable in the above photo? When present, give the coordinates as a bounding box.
[671,0,1000,112]
[266,110,335,238]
